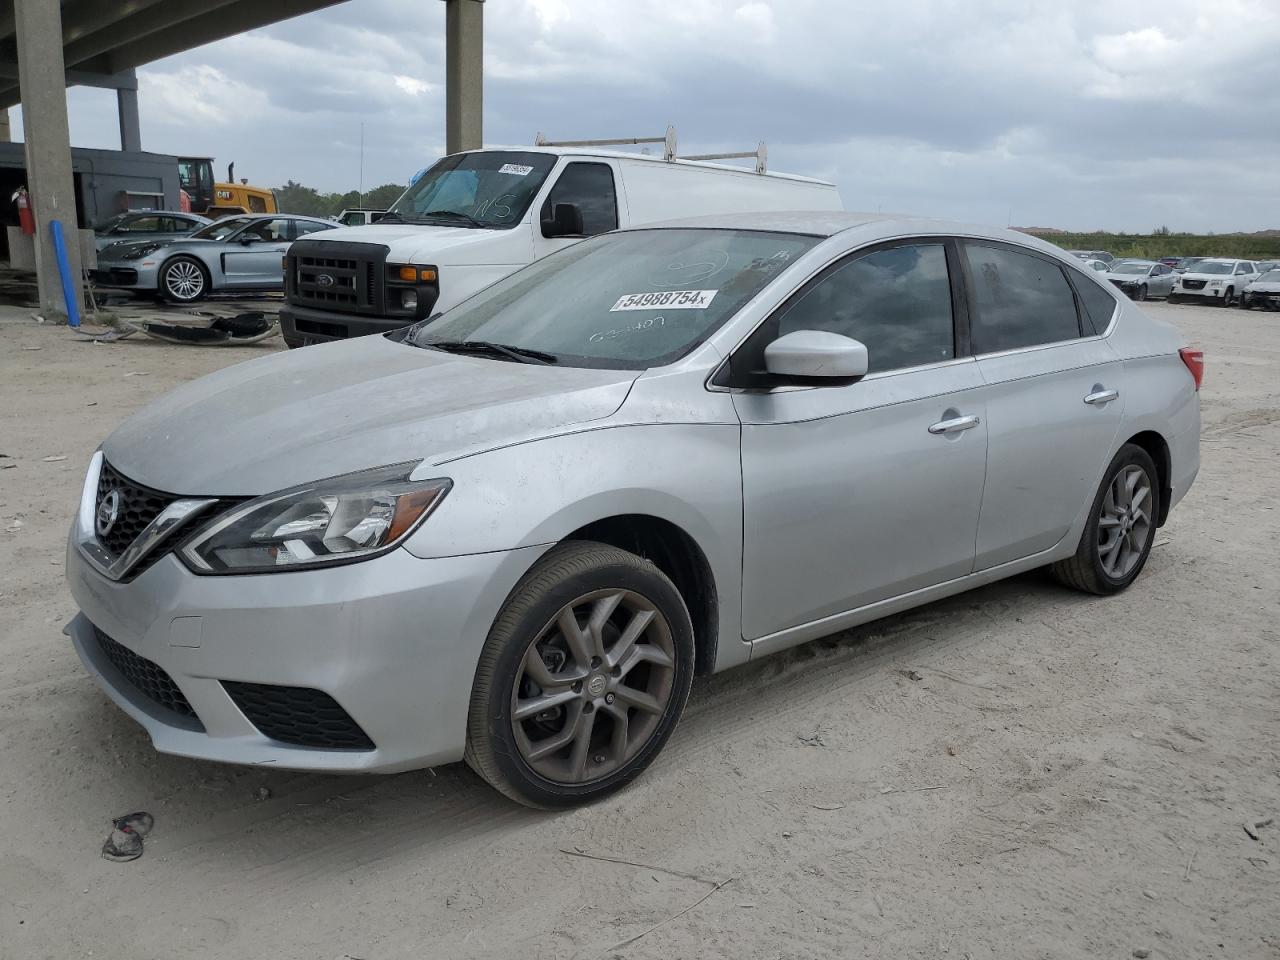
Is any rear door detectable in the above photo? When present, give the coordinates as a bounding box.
[733,239,988,640]
[964,242,1125,570]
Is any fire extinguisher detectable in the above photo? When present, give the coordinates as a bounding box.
[12,186,34,235]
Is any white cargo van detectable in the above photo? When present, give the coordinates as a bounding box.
[281,134,841,347]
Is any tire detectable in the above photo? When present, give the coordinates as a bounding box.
[159,255,210,303]
[1135,284,1148,302]
[465,541,695,808]
[1222,287,1235,307]
[1051,443,1160,596]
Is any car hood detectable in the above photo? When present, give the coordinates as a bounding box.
[305,222,523,265]
[98,237,220,261]
[1246,280,1280,292]
[1102,272,1149,282]
[102,335,638,497]
[1178,270,1237,281]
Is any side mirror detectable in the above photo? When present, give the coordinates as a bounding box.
[542,202,584,238]
[238,234,260,245]
[764,330,869,382]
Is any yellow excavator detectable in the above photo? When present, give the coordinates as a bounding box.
[177,158,277,218]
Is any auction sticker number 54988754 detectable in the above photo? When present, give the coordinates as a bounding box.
[610,289,717,311]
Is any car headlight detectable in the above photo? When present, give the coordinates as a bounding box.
[1208,280,1222,287]
[180,462,450,575]
[122,243,161,260]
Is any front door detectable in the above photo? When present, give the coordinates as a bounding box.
[222,217,294,287]
[962,241,1126,569]
[732,240,988,641]
[532,160,621,260]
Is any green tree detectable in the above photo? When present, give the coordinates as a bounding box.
[273,180,330,217]
[364,183,408,209]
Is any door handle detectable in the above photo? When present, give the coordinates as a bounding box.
[928,414,980,435]
[1083,389,1119,405]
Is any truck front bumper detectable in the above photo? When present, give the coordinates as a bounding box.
[280,304,416,348]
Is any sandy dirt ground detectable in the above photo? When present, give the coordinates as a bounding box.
[0,300,1277,960]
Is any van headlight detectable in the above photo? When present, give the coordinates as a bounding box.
[180,462,450,574]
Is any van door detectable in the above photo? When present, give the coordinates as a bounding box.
[532,161,621,260]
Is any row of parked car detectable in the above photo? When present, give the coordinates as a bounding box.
[1067,250,1280,309]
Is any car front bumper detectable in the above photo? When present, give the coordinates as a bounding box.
[1171,283,1229,300]
[90,260,161,290]
[65,527,547,773]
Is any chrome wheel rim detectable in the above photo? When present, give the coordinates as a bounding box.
[510,589,676,785]
[165,260,204,299]
[1097,464,1153,579]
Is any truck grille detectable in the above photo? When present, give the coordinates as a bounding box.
[94,626,204,730]
[222,681,375,750]
[287,239,389,316]
[1181,279,1206,290]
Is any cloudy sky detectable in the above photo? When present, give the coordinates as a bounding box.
[15,0,1280,232]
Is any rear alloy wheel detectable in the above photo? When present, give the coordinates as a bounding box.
[465,542,694,808]
[1051,443,1160,596]
[159,256,209,302]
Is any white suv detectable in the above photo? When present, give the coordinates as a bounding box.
[1170,258,1260,306]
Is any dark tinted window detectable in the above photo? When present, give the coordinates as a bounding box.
[775,243,955,372]
[1071,274,1118,335]
[965,243,1081,352]
[541,162,618,237]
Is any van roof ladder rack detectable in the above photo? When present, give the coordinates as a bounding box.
[534,126,769,174]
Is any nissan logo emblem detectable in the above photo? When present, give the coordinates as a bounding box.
[96,489,122,538]
[316,273,335,288]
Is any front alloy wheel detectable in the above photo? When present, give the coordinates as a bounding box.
[160,256,208,302]
[466,542,694,807]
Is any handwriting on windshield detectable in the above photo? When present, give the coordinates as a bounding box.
[590,315,668,343]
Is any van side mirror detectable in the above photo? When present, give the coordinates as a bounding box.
[542,202,584,238]
[764,330,869,382]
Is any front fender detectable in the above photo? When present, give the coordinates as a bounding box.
[401,422,748,670]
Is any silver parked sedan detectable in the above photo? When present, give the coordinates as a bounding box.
[1102,259,1177,301]
[93,211,211,252]
[91,214,338,302]
[65,212,1202,807]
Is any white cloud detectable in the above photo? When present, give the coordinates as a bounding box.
[394,75,429,96]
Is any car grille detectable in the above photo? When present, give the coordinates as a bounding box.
[96,460,180,559]
[287,239,389,317]
[222,681,375,750]
[1181,279,1207,290]
[94,626,204,729]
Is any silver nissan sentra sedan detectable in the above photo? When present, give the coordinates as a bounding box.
[65,212,1202,807]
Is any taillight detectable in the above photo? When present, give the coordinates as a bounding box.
[1179,347,1204,391]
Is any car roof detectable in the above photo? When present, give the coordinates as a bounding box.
[222,213,332,224]
[633,211,1076,255]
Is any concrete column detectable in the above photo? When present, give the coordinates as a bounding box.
[0,108,10,143]
[117,73,142,152]
[14,0,82,321]
[443,0,483,153]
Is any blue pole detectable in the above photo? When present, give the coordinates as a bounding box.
[49,219,81,328]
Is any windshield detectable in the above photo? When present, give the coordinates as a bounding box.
[1112,261,1153,275]
[1259,270,1280,282]
[387,151,557,229]
[189,217,250,241]
[404,229,820,369]
[1192,261,1234,275]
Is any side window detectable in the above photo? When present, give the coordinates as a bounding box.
[1071,273,1118,335]
[541,162,618,237]
[248,194,268,214]
[292,220,331,239]
[1235,262,1249,275]
[965,243,1082,353]
[775,243,955,373]
[340,211,364,226]
[122,216,163,233]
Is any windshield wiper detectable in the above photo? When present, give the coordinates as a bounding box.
[420,209,487,228]
[425,340,558,365]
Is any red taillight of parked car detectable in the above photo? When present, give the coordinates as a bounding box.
[1179,347,1204,390]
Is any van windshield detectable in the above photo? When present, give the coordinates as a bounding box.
[403,228,819,369]
[387,151,557,229]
